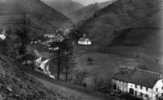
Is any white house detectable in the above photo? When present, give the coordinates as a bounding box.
[35,57,55,79]
[44,33,64,42]
[78,37,92,45]
[49,46,59,51]
[44,34,55,38]
[0,28,7,40]
[112,68,163,100]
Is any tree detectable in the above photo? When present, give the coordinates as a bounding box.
[50,38,74,81]
[60,39,74,81]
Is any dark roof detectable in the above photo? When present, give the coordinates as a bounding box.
[112,68,162,88]
[78,37,91,41]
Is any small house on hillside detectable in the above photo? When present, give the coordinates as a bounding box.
[0,28,7,40]
[112,68,163,100]
[78,34,92,46]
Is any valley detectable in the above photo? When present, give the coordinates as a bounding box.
[0,0,162,100]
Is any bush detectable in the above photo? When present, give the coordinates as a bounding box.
[93,77,111,93]
[87,57,94,65]
[73,71,89,86]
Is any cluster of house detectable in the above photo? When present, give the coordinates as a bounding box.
[28,31,92,79]
[30,33,63,52]
[112,68,163,100]
[44,32,92,46]
[44,33,64,42]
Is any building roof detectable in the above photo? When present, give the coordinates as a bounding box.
[112,68,162,88]
[43,34,64,42]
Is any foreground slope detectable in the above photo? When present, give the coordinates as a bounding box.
[0,54,60,100]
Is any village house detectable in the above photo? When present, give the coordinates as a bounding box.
[78,34,92,46]
[35,57,55,79]
[0,28,7,40]
[112,68,163,100]
[44,33,64,43]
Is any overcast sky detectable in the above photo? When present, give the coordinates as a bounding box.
[72,0,110,5]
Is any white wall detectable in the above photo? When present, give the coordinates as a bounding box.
[113,79,155,100]
[153,79,163,97]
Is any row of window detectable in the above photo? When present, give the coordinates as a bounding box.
[130,88,149,99]
[135,85,149,91]
[156,87,163,92]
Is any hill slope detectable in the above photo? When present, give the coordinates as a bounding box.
[0,0,71,38]
[0,54,62,100]
[69,0,116,23]
[79,0,161,49]
[42,0,83,17]
[72,0,163,90]
[0,0,72,57]
[74,0,163,77]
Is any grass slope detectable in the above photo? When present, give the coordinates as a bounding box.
[79,0,161,47]
[0,0,71,39]
[42,0,83,17]
[0,55,61,100]
[69,0,116,23]
[73,0,163,90]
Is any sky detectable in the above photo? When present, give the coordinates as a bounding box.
[72,0,110,5]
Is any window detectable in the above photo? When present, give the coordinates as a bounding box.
[135,91,137,96]
[140,86,142,89]
[145,94,148,98]
[156,95,159,99]
[162,87,163,90]
[140,93,143,97]
[135,85,137,88]
[146,88,148,91]
[156,88,158,92]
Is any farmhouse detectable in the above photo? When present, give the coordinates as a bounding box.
[78,34,92,46]
[112,68,163,100]
[78,37,92,45]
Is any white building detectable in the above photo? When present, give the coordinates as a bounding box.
[112,68,163,100]
[0,28,7,40]
[35,57,55,79]
[43,33,64,42]
[78,37,92,45]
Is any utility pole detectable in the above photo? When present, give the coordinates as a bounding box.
[18,13,28,55]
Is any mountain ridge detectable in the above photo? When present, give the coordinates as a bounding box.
[68,0,116,23]
[42,0,83,17]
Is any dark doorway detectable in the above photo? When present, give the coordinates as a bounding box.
[129,88,134,95]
